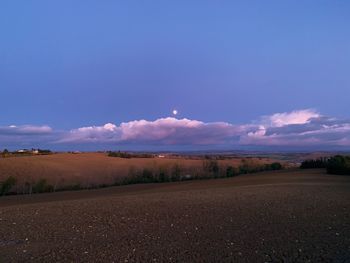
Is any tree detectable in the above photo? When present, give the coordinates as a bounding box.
[327,155,350,175]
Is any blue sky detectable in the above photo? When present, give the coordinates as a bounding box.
[1,1,350,150]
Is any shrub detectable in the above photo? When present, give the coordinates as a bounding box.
[269,162,283,170]
[226,166,237,177]
[0,176,17,195]
[33,179,54,193]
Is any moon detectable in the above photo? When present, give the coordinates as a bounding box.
[172,109,178,116]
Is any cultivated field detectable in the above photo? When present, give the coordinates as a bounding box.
[0,169,349,262]
[0,153,280,191]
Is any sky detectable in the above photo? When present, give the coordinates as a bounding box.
[1,1,350,151]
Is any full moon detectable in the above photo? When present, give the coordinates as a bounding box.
[172,109,178,115]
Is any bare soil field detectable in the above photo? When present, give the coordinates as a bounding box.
[0,169,349,262]
[0,153,277,189]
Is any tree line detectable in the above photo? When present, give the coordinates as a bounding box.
[107,151,154,159]
[300,155,350,175]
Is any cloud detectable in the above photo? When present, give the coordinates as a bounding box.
[261,109,320,127]
[59,123,121,143]
[118,118,240,144]
[241,110,350,147]
[3,109,350,149]
[0,125,54,148]
[60,118,242,145]
[0,125,52,135]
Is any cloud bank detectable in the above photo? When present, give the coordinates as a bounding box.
[59,118,243,145]
[2,109,350,150]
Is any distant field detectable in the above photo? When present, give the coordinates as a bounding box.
[0,153,281,191]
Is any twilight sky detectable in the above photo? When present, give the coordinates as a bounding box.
[1,1,350,150]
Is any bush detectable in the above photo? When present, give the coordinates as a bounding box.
[0,176,17,195]
[269,162,283,170]
[326,155,350,175]
[33,179,54,193]
[226,166,237,177]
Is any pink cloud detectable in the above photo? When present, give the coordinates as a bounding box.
[60,110,350,148]
[61,117,241,145]
[4,109,350,149]
[119,118,203,141]
[262,109,320,127]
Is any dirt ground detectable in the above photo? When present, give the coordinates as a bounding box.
[0,169,349,262]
